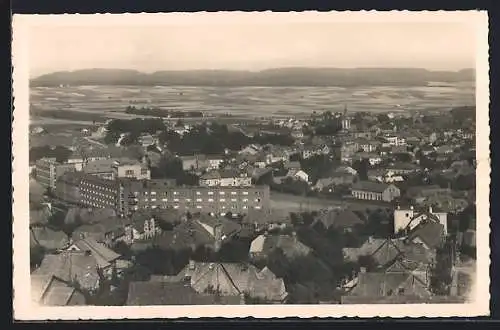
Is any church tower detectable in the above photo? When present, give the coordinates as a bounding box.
[341,105,351,131]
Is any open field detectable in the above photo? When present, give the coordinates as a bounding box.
[30,83,475,126]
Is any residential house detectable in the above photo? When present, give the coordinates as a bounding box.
[112,158,151,180]
[406,220,445,250]
[283,160,302,171]
[30,226,69,251]
[342,237,435,272]
[249,232,312,260]
[384,135,406,146]
[354,138,381,153]
[406,185,452,204]
[153,215,242,252]
[31,274,87,306]
[353,152,382,166]
[420,145,436,157]
[72,216,128,247]
[334,166,358,176]
[351,181,401,202]
[66,237,127,280]
[384,162,420,175]
[393,206,448,235]
[286,169,309,183]
[124,211,162,243]
[175,261,288,303]
[340,265,432,304]
[32,252,101,294]
[312,208,366,231]
[239,144,262,156]
[138,133,155,148]
[367,169,404,184]
[436,145,455,157]
[199,169,252,187]
[126,280,242,305]
[314,173,356,192]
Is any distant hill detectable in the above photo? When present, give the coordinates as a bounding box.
[30,67,475,87]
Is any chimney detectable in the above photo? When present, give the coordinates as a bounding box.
[360,267,366,274]
[240,293,246,305]
[429,206,433,213]
[188,260,195,270]
[292,231,297,242]
[368,236,374,244]
[397,205,400,210]
[410,205,414,210]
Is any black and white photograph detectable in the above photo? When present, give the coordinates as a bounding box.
[12,11,490,319]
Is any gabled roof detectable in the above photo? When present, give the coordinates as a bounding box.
[407,221,444,249]
[249,234,312,258]
[30,227,69,251]
[71,237,121,268]
[352,181,392,193]
[31,275,85,306]
[155,220,214,250]
[196,215,242,238]
[313,209,366,229]
[179,261,288,302]
[32,253,100,291]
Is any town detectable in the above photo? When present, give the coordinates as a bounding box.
[29,104,476,306]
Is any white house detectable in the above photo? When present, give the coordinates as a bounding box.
[286,169,309,183]
[393,206,448,235]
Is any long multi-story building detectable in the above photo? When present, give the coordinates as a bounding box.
[121,179,270,216]
[55,173,270,217]
[35,158,76,190]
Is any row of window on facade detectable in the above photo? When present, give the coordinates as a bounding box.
[351,191,383,201]
[141,204,261,210]
[139,190,256,196]
[139,197,261,203]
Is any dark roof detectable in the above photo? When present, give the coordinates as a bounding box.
[126,281,240,305]
[32,253,100,291]
[155,220,214,250]
[30,227,69,251]
[352,181,393,193]
[71,237,122,267]
[31,275,84,306]
[407,221,444,249]
[314,209,366,229]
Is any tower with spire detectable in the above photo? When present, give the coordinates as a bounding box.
[341,104,351,131]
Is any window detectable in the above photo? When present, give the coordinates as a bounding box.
[220,198,226,202]
[219,191,225,195]
[243,198,248,202]
[405,213,409,217]
[398,288,405,295]
[174,198,179,202]
[173,191,178,195]
[186,198,191,202]
[196,205,202,209]
[208,191,214,195]
[196,191,201,195]
[208,198,214,202]
[125,170,134,176]
[196,198,202,202]
[231,191,237,195]
[231,198,237,202]
[151,191,156,196]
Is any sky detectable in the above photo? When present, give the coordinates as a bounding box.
[25,14,478,78]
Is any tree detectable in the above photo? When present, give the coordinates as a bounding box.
[352,158,370,181]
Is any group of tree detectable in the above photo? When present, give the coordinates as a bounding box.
[300,154,340,184]
[125,105,204,118]
[29,145,73,163]
[104,118,166,145]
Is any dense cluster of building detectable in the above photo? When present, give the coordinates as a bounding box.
[29,105,476,306]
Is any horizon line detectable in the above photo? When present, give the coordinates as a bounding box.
[31,66,475,80]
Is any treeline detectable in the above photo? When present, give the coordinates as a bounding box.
[104,118,295,155]
[29,145,73,163]
[125,106,204,118]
